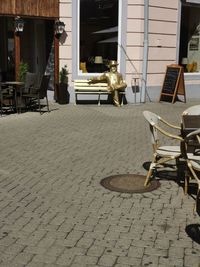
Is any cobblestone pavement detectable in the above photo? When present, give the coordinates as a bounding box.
[0,100,200,267]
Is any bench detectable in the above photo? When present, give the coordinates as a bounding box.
[74,79,126,106]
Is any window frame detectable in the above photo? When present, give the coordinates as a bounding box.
[178,0,200,76]
[72,0,127,79]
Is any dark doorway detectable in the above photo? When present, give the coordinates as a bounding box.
[20,18,55,89]
[0,17,15,81]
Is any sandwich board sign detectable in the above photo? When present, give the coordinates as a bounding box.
[159,64,186,103]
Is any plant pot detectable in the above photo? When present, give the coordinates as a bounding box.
[56,83,70,104]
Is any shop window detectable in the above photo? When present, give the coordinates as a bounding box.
[179,3,200,73]
[78,0,119,74]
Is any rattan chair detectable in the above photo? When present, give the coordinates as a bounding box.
[143,110,183,186]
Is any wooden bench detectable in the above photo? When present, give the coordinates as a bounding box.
[74,79,126,106]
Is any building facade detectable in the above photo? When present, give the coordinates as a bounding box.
[0,0,59,90]
[60,0,200,103]
[1,0,200,103]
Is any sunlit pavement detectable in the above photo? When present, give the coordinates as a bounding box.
[0,99,200,267]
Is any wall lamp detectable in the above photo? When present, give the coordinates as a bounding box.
[54,20,65,38]
[15,16,24,35]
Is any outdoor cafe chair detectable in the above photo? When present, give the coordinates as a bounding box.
[0,83,15,115]
[22,74,50,114]
[143,110,183,187]
[182,128,200,211]
[22,72,38,94]
[20,72,38,110]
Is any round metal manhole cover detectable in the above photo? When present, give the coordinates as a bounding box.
[100,174,160,193]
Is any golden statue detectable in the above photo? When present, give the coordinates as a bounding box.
[89,60,127,107]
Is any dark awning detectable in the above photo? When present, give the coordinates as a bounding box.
[0,0,59,19]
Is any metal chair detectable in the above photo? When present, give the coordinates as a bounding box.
[143,110,183,186]
[19,72,38,112]
[22,74,50,114]
[0,83,15,115]
[23,72,38,93]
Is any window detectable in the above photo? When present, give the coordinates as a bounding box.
[78,0,120,75]
[179,3,200,73]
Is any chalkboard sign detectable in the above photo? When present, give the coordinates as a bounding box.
[159,64,186,103]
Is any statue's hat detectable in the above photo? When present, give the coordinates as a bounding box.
[108,60,119,67]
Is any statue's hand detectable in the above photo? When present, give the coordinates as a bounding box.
[88,79,93,84]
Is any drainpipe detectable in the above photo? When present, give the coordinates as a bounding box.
[141,0,149,103]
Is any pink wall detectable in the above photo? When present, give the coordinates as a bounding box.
[126,0,179,87]
[59,0,180,93]
[59,0,72,86]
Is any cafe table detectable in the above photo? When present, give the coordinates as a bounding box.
[4,81,24,113]
[181,114,200,195]
[182,115,200,136]
[181,114,200,154]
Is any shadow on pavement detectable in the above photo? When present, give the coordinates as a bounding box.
[142,161,182,183]
[143,161,200,215]
[185,224,200,244]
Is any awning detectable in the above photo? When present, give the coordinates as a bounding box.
[186,0,200,3]
[0,0,59,18]
[93,26,118,34]
[98,36,118,43]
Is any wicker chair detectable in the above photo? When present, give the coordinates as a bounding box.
[143,110,183,186]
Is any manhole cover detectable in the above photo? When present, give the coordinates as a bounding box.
[100,174,160,193]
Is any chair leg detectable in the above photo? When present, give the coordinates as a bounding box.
[0,95,2,116]
[195,188,200,213]
[144,156,157,187]
[38,97,41,114]
[184,174,190,195]
[144,165,154,187]
[46,96,50,112]
[74,93,77,105]
[98,94,101,106]
[120,93,124,106]
[184,165,190,195]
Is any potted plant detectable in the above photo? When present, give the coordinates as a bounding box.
[19,61,29,82]
[57,65,69,104]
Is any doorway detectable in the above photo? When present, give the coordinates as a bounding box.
[20,18,55,88]
[0,17,15,81]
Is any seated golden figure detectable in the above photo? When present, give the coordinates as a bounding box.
[89,60,127,107]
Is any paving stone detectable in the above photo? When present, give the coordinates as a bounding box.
[142,254,159,266]
[73,255,98,265]
[87,245,105,257]
[32,254,57,264]
[0,101,200,267]
[12,252,34,264]
[98,254,117,266]
[117,256,142,266]
[76,237,94,249]
[184,255,200,267]
[159,256,184,267]
[128,246,144,258]
[168,246,184,258]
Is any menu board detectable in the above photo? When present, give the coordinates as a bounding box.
[159,65,186,103]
